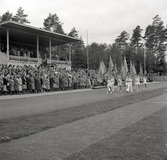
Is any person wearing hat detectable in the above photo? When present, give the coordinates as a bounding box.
[17,75,23,94]
[8,76,15,95]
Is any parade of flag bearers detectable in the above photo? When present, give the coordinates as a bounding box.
[96,55,148,94]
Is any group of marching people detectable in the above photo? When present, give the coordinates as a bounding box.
[106,72,148,94]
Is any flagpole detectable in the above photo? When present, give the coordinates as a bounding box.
[87,30,89,71]
[144,47,146,74]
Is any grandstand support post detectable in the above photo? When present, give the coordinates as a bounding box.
[49,38,51,64]
[37,36,39,62]
[6,29,9,62]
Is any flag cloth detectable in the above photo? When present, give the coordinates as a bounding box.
[120,62,125,80]
[124,55,128,74]
[139,62,143,77]
[97,62,104,83]
[133,62,136,76]
[107,56,114,78]
[101,60,106,74]
[114,62,118,74]
[131,61,136,84]
[130,60,133,77]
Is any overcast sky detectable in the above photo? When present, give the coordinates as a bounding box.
[0,0,167,45]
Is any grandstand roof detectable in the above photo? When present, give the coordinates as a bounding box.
[0,21,80,47]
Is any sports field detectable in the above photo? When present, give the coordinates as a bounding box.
[0,82,167,160]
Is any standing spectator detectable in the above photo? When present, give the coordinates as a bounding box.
[50,74,55,91]
[86,77,91,88]
[72,74,77,89]
[68,75,72,90]
[26,74,31,93]
[3,75,8,95]
[0,73,3,95]
[8,76,15,95]
[22,75,27,94]
[45,76,50,92]
[17,75,23,94]
[37,75,42,93]
[59,74,64,91]
[54,73,59,91]
[30,74,35,93]
[64,74,68,90]
[41,75,46,92]
[14,75,18,94]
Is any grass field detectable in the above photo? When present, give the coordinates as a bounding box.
[0,87,167,145]
[65,107,167,160]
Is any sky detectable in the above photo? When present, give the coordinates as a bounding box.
[0,0,167,46]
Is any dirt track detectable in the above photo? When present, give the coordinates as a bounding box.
[0,82,166,120]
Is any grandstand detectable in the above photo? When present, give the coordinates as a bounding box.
[0,21,80,69]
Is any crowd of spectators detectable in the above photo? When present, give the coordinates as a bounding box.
[0,42,38,58]
[0,64,99,96]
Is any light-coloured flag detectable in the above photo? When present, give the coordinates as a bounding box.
[101,60,106,74]
[120,62,125,80]
[133,62,136,75]
[130,59,133,77]
[139,62,143,77]
[124,55,128,74]
[114,62,118,74]
[97,62,104,83]
[107,56,114,78]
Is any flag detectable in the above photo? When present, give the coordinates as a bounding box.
[114,62,118,74]
[139,62,143,77]
[120,62,125,80]
[124,55,128,74]
[97,62,105,83]
[107,56,114,78]
[101,60,106,74]
[133,62,136,75]
[132,62,136,84]
[130,59,133,77]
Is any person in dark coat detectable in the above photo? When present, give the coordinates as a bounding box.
[22,75,27,94]
[8,76,14,95]
[30,74,35,93]
[59,74,64,91]
[0,73,3,95]
[36,75,42,93]
[3,75,8,95]
[26,74,31,93]
[49,74,55,91]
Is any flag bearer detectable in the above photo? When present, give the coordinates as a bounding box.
[106,76,111,94]
[134,74,140,91]
[143,76,147,90]
[117,75,122,92]
[126,75,133,93]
